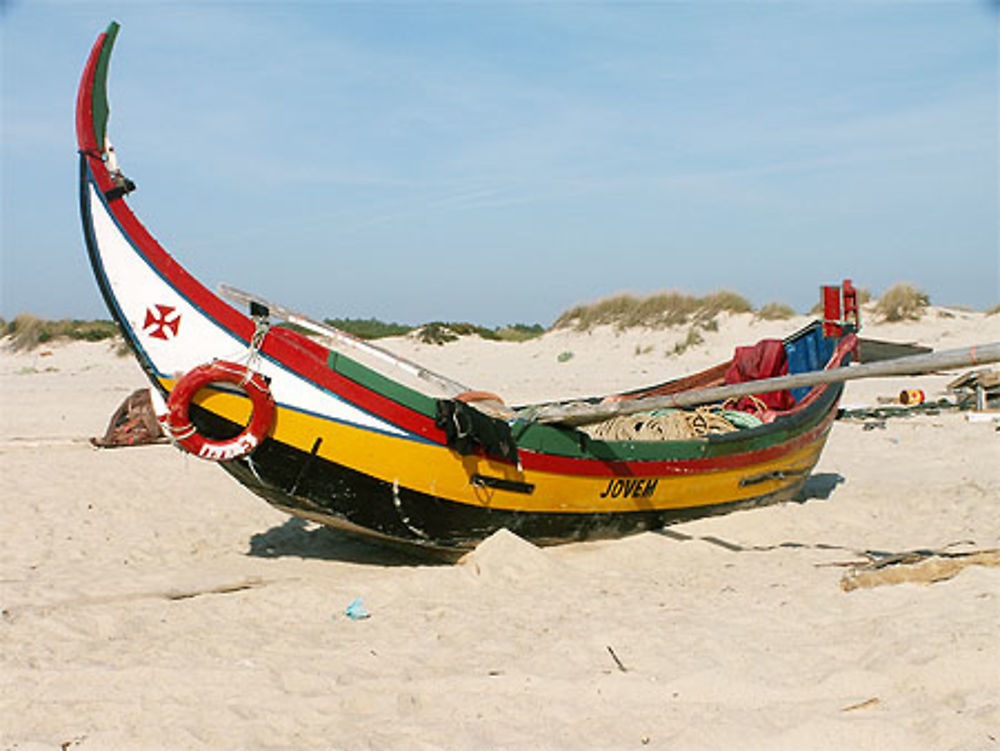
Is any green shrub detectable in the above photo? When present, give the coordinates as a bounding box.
[322,317,543,342]
[416,322,458,345]
[447,322,500,340]
[323,317,414,339]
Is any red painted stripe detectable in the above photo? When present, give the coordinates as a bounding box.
[75,32,106,154]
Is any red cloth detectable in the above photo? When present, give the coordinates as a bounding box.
[724,339,795,412]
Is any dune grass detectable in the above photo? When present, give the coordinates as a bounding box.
[2,314,120,352]
[985,303,1000,316]
[875,283,930,322]
[701,290,754,316]
[553,290,753,332]
[672,327,705,355]
[756,302,797,321]
[495,323,546,342]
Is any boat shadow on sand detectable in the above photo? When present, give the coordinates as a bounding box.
[793,472,844,503]
[245,473,845,564]
[246,517,453,566]
[658,471,849,552]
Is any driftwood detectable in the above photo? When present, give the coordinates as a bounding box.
[524,342,1000,427]
[840,550,1000,592]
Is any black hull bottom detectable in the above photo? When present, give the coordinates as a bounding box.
[209,415,811,555]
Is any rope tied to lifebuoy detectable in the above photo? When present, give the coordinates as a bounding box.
[164,360,275,462]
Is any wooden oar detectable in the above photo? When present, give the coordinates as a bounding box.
[521,342,1000,427]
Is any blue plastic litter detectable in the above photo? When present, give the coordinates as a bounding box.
[345,597,371,620]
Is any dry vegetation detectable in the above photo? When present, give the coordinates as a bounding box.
[553,290,753,331]
[756,302,797,321]
[875,282,930,322]
[672,327,705,355]
[1,314,121,352]
[4,282,971,355]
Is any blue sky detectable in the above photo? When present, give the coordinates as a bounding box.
[1,2,997,326]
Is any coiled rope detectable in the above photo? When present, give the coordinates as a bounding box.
[583,399,766,442]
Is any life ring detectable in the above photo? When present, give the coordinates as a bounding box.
[164,360,275,462]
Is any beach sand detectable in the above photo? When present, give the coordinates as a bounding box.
[1,308,998,750]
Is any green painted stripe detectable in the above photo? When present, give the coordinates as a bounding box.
[324,341,838,465]
[92,22,120,153]
[327,350,438,417]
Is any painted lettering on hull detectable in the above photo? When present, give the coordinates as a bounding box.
[599,478,659,499]
[197,434,259,461]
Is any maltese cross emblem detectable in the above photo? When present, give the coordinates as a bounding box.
[143,304,181,340]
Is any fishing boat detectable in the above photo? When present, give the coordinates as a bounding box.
[77,23,861,554]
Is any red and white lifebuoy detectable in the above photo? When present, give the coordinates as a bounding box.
[164,360,275,462]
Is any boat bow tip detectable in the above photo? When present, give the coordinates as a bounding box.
[76,21,121,157]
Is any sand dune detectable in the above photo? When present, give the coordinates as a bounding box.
[1,309,997,750]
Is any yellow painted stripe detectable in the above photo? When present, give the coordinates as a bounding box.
[173,380,830,515]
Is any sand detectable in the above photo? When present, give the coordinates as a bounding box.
[1,308,998,751]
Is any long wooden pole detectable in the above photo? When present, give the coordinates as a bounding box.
[521,342,1000,427]
[218,284,471,397]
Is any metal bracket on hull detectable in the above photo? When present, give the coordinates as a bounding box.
[289,437,323,496]
[470,474,535,495]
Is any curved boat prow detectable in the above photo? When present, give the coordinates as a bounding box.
[76,23,262,395]
[76,22,119,159]
[76,23,859,553]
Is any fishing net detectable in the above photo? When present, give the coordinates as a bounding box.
[583,406,759,441]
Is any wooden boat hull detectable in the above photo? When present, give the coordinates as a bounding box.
[77,23,849,553]
[184,378,840,551]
